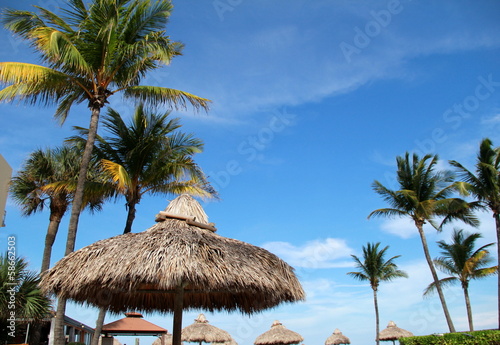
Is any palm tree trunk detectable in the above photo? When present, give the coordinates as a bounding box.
[494,213,500,329]
[54,106,101,345]
[123,199,137,234]
[373,288,380,345]
[463,284,474,331]
[41,212,64,272]
[91,308,107,345]
[416,223,456,333]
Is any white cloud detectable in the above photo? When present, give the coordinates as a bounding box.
[261,238,354,269]
[379,217,416,239]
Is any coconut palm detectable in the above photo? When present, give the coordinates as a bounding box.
[1,2,209,343]
[424,229,497,331]
[9,145,107,272]
[70,104,217,234]
[368,152,480,333]
[449,138,500,328]
[0,254,51,343]
[347,242,407,345]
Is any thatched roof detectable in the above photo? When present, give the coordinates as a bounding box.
[181,314,232,344]
[378,321,413,341]
[325,329,350,345]
[102,312,167,336]
[254,320,303,345]
[40,194,305,314]
[153,333,174,345]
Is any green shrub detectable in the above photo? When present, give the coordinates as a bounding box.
[400,330,500,345]
[67,342,86,345]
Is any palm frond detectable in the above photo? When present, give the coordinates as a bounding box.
[124,85,211,112]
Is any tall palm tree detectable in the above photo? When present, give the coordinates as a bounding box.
[1,2,209,343]
[424,229,497,331]
[71,104,217,234]
[449,138,500,328]
[10,145,106,272]
[0,254,52,343]
[368,152,480,333]
[347,242,408,345]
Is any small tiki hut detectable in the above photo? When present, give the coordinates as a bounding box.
[153,333,174,345]
[41,195,305,345]
[325,328,350,345]
[182,314,232,345]
[254,320,303,345]
[378,321,413,345]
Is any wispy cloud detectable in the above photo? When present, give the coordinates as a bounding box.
[261,238,354,269]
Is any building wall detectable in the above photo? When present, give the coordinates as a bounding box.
[0,154,12,227]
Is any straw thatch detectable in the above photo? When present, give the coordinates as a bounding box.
[378,321,413,343]
[153,333,174,345]
[181,314,231,344]
[41,194,305,314]
[325,329,350,345]
[254,320,303,345]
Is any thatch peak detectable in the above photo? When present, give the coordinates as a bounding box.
[333,329,341,334]
[271,320,283,328]
[387,321,396,328]
[195,314,209,324]
[164,194,209,223]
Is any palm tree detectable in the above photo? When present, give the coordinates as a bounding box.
[10,146,106,273]
[1,2,209,343]
[347,242,408,345]
[368,152,480,333]
[71,104,217,234]
[449,138,500,328]
[424,229,497,331]
[0,254,52,343]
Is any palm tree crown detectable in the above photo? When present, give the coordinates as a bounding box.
[0,0,209,119]
[348,242,408,291]
[424,228,497,331]
[70,104,216,233]
[10,146,106,272]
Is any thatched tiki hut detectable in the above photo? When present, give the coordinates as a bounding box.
[182,314,232,345]
[325,328,350,345]
[254,320,303,345]
[378,321,413,345]
[153,333,174,345]
[41,195,305,345]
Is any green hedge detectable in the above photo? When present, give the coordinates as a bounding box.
[400,330,500,345]
[67,342,86,345]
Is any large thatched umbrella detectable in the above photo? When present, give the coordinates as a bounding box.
[182,314,231,345]
[325,329,350,345]
[378,321,413,345]
[254,320,303,345]
[41,195,305,345]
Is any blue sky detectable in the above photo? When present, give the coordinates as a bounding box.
[1,0,500,344]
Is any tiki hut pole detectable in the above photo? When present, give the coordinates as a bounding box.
[173,283,186,345]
